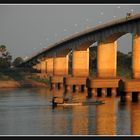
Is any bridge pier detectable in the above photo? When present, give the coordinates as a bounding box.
[50,76,66,90]
[33,63,41,72]
[59,83,63,89]
[123,80,140,102]
[46,58,54,76]
[72,49,89,77]
[97,41,117,78]
[91,88,96,97]
[86,78,119,98]
[126,92,131,98]
[80,85,87,92]
[40,59,47,74]
[132,34,140,79]
[52,83,56,89]
[49,56,69,90]
[111,88,116,97]
[54,56,68,76]
[66,85,71,92]
[75,85,81,93]
[101,88,106,97]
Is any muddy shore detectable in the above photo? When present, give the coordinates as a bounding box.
[0,80,49,88]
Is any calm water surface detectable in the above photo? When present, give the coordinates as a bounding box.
[0,87,139,135]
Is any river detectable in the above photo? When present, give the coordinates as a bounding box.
[0,87,139,135]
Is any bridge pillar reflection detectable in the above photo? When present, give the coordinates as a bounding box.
[132,34,140,79]
[54,56,68,76]
[97,41,117,78]
[131,103,140,135]
[72,49,89,77]
[96,98,116,135]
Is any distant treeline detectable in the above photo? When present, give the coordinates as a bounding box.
[0,45,24,70]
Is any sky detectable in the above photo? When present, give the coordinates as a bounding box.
[0,4,140,60]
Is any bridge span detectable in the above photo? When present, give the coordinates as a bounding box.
[19,13,140,102]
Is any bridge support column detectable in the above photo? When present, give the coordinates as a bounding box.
[59,83,63,89]
[66,85,71,92]
[97,41,117,78]
[54,56,68,76]
[32,65,37,70]
[91,88,96,97]
[36,63,41,72]
[101,88,106,97]
[126,92,131,100]
[40,60,47,74]
[132,34,140,79]
[75,85,80,92]
[46,58,54,76]
[72,49,89,77]
[52,83,56,89]
[111,88,116,97]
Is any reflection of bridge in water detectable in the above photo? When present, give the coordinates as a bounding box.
[49,88,140,135]
[19,13,140,102]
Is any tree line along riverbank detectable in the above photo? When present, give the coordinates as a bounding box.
[0,68,50,88]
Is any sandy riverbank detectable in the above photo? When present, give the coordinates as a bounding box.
[0,80,49,88]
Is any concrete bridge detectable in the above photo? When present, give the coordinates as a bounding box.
[20,13,140,102]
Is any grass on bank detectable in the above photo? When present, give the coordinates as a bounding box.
[28,75,50,85]
[0,69,50,85]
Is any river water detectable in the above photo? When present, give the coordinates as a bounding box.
[0,87,139,135]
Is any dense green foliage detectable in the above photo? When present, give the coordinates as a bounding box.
[0,68,29,81]
[12,57,24,67]
[0,45,12,69]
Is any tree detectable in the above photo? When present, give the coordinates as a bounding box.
[13,57,24,67]
[0,45,12,69]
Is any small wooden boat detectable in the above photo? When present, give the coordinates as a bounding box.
[57,102,82,106]
[51,96,105,107]
[54,100,105,106]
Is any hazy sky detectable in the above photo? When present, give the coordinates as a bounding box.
[0,4,140,60]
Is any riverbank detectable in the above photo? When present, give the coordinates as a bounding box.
[0,69,50,88]
[0,79,49,88]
